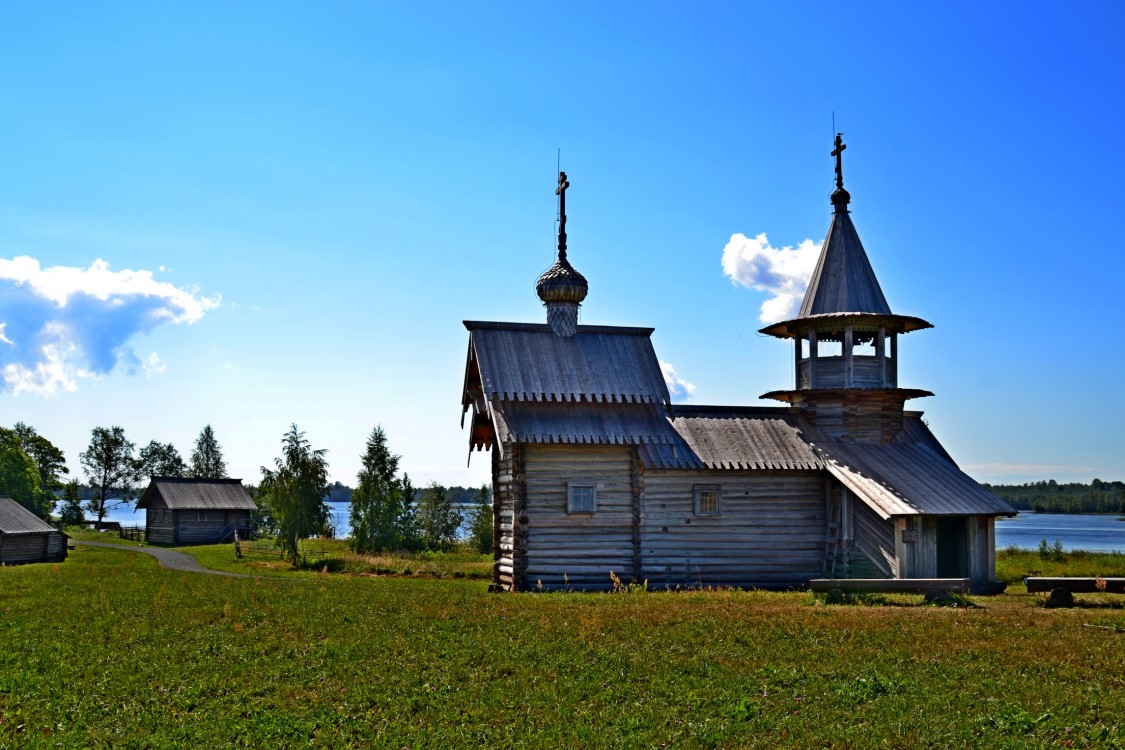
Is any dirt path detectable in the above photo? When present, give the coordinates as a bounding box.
[75,540,257,578]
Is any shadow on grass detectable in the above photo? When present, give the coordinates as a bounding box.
[1040,597,1125,610]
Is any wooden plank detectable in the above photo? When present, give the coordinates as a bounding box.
[810,578,971,594]
[809,330,818,387]
[1024,577,1125,594]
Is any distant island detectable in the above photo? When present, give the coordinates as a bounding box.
[984,479,1125,514]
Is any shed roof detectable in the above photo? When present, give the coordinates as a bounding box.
[817,437,1016,518]
[0,496,56,534]
[463,321,670,406]
[137,478,256,511]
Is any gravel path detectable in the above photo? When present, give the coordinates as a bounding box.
[76,540,256,578]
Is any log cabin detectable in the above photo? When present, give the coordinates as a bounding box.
[0,496,68,564]
[462,146,1015,594]
[137,477,256,545]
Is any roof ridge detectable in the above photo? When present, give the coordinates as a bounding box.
[464,320,655,336]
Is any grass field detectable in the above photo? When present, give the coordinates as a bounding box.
[2,545,1124,749]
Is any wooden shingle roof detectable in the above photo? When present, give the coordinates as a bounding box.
[817,439,1015,518]
[464,321,670,405]
[791,413,1015,518]
[641,407,824,470]
[0,496,56,534]
[798,207,891,317]
[492,402,677,446]
[137,478,256,511]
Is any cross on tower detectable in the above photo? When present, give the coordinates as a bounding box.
[556,171,570,261]
[831,133,847,190]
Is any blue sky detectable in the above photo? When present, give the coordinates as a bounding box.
[1,2,1122,489]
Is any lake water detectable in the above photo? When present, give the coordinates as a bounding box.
[92,501,475,540]
[94,504,1124,553]
[994,512,1125,554]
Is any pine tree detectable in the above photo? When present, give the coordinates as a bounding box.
[190,425,227,479]
[349,426,406,554]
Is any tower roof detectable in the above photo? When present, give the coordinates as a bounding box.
[760,135,931,338]
[800,134,889,317]
[798,201,891,317]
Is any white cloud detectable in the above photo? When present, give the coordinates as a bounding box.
[721,232,820,323]
[142,352,166,377]
[660,360,696,403]
[0,256,219,397]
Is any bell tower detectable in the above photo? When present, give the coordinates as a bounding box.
[759,135,933,442]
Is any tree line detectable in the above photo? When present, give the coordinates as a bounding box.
[253,424,491,566]
[0,422,227,525]
[983,479,1125,514]
[0,419,492,568]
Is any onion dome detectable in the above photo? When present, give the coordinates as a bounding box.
[535,257,588,305]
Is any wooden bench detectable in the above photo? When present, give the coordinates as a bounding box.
[1024,577,1125,594]
[810,578,972,595]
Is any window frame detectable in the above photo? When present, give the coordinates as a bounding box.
[566,482,598,514]
[693,484,722,516]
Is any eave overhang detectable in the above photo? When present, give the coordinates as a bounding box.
[760,387,934,403]
[759,312,933,340]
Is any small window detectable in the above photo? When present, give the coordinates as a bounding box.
[694,485,721,516]
[567,483,597,514]
[196,511,208,522]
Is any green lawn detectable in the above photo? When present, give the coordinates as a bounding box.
[1,546,1123,749]
[179,537,494,580]
[996,546,1125,584]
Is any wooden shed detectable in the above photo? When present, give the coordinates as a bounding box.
[461,150,1014,594]
[0,496,68,564]
[137,478,256,545]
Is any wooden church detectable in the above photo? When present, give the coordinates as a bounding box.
[460,139,1014,593]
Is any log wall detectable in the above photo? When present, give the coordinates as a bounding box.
[521,444,634,590]
[798,391,907,443]
[641,470,826,587]
[145,500,175,545]
[492,444,519,591]
[0,531,67,564]
[171,510,250,545]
